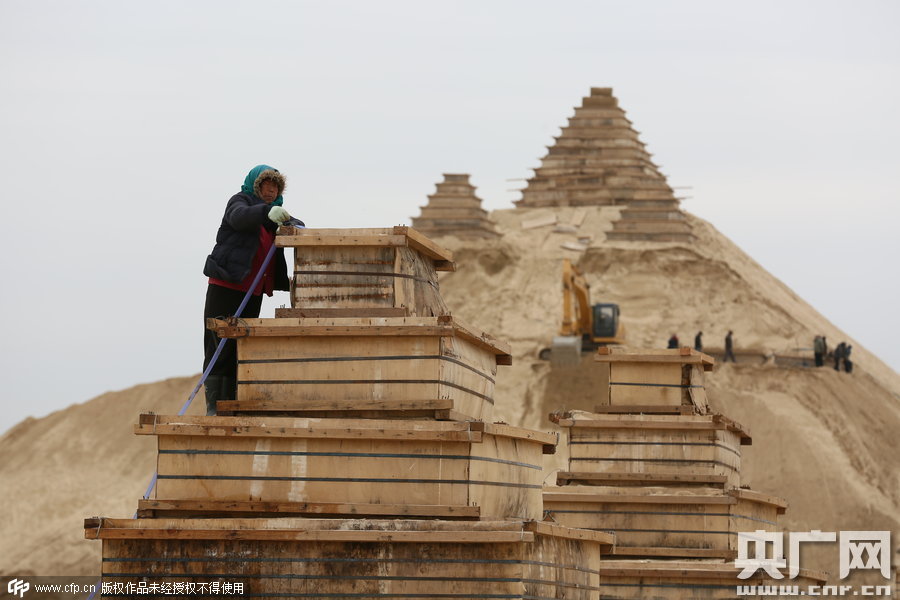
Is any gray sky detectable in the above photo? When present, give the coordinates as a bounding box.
[1,0,897,433]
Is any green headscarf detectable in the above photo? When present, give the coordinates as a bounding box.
[241,164,284,206]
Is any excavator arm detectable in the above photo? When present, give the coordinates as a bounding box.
[560,258,593,337]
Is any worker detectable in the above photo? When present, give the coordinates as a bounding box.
[201,165,299,416]
[833,342,845,371]
[667,334,679,349]
[694,331,703,352]
[843,344,853,373]
[813,335,825,367]
[724,330,736,363]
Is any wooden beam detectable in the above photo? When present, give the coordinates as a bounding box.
[137,499,481,519]
[483,423,557,449]
[396,225,455,265]
[555,472,729,486]
[216,398,455,413]
[274,307,410,318]
[134,414,483,442]
[276,234,408,248]
[524,521,615,547]
[543,491,736,505]
[610,546,735,559]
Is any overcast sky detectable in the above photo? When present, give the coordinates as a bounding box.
[1,0,897,433]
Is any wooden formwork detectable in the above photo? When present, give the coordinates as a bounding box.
[594,347,714,414]
[135,414,555,520]
[596,560,827,599]
[554,411,751,488]
[275,226,454,317]
[84,518,613,600]
[206,315,511,421]
[543,486,786,559]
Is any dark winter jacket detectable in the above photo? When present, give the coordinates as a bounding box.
[203,192,290,290]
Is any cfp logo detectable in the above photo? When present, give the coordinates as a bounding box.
[7,579,29,598]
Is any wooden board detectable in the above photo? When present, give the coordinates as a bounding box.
[558,413,748,488]
[597,560,828,599]
[543,486,784,558]
[207,315,513,362]
[275,226,455,266]
[136,499,481,519]
[291,244,450,316]
[86,519,610,600]
[595,346,715,371]
[593,352,711,413]
[231,330,499,421]
[139,416,552,520]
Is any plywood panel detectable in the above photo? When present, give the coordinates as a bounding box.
[152,429,545,519]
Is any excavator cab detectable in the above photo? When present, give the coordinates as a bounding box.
[592,303,620,339]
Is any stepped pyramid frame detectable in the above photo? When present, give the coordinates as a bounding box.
[517,87,694,243]
[411,173,500,239]
[543,346,828,597]
[84,226,613,599]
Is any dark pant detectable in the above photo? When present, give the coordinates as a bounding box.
[724,348,735,363]
[203,284,263,379]
[814,352,823,367]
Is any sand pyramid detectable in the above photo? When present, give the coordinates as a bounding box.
[516,87,693,242]
[411,173,500,239]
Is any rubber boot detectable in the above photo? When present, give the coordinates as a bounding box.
[204,375,225,416]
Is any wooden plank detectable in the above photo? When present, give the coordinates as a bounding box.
[730,488,788,512]
[595,347,715,371]
[525,521,615,546]
[275,307,410,318]
[138,422,482,441]
[137,499,481,519]
[88,527,535,543]
[543,491,736,505]
[396,225,455,265]
[610,546,735,559]
[592,405,696,415]
[275,234,408,248]
[483,422,558,447]
[438,315,513,361]
[208,320,454,339]
[556,472,729,485]
[135,414,483,442]
[217,398,455,412]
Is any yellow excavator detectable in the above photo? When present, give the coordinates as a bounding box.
[538,259,626,365]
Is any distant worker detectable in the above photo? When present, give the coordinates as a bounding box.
[724,330,736,363]
[843,344,853,373]
[833,342,846,371]
[202,165,301,416]
[667,334,679,349]
[813,335,825,367]
[694,331,703,352]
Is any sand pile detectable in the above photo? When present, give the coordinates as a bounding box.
[1,206,897,579]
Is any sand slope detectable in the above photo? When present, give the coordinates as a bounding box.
[1,206,897,578]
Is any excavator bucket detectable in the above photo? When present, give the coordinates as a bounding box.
[550,335,582,366]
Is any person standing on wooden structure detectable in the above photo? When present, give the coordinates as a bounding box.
[813,335,825,367]
[201,165,298,416]
[723,330,736,363]
[694,331,703,352]
[667,334,679,349]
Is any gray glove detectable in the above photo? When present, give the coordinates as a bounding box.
[268,206,291,225]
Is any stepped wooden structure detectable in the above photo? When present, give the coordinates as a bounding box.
[411,173,500,239]
[515,87,694,243]
[84,226,613,599]
[544,347,827,597]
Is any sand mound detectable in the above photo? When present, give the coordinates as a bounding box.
[1,206,897,578]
